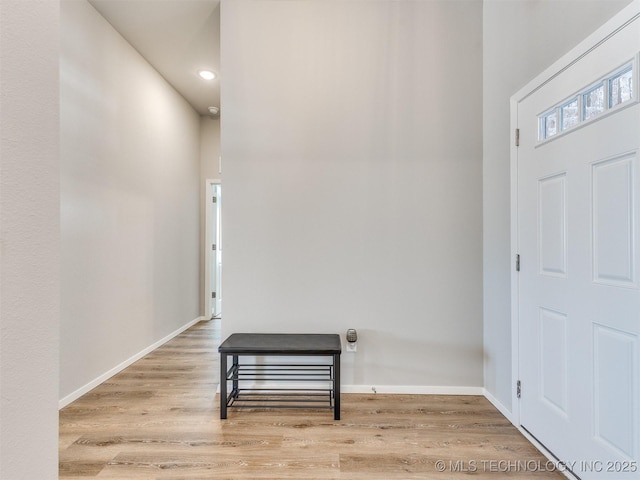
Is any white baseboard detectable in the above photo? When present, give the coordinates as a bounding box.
[482,388,514,424]
[59,316,205,409]
[215,384,484,395]
[342,385,484,395]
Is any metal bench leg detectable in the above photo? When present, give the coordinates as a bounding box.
[334,353,340,420]
[220,353,227,419]
[232,355,239,398]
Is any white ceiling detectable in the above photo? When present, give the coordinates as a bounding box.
[88,0,220,117]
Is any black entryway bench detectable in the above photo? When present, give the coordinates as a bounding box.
[218,333,341,420]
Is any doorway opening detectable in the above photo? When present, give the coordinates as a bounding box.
[205,180,222,319]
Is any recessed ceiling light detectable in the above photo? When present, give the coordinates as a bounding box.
[198,70,216,80]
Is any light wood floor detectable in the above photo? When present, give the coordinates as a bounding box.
[59,320,563,479]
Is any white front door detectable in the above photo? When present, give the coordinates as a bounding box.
[515,10,640,478]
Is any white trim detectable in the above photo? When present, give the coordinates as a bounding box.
[341,385,484,395]
[214,384,484,395]
[204,179,221,318]
[510,95,521,425]
[59,317,205,409]
[514,0,640,103]
[514,2,640,103]
[483,388,514,424]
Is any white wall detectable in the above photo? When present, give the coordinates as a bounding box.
[482,0,633,413]
[221,0,483,389]
[0,1,60,478]
[60,0,201,402]
[200,117,220,182]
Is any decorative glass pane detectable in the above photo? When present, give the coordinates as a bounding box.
[543,111,557,139]
[561,99,579,130]
[538,63,637,142]
[583,84,605,120]
[609,66,633,108]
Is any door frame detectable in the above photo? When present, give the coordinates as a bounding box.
[204,178,222,318]
[510,0,640,428]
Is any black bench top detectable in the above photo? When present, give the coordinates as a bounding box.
[218,333,341,355]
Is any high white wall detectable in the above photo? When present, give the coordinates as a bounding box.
[221,0,483,389]
[0,1,60,478]
[201,117,220,182]
[60,0,201,401]
[482,0,633,413]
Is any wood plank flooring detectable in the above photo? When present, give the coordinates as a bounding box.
[59,320,563,479]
